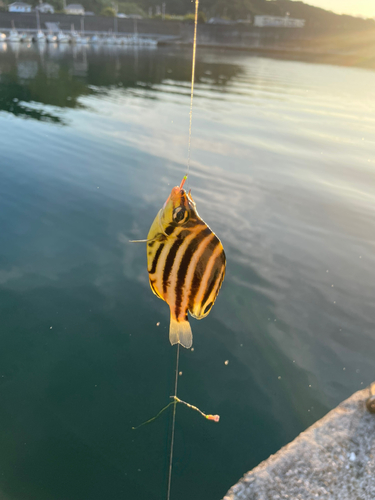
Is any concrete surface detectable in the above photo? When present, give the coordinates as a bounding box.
[223,384,375,500]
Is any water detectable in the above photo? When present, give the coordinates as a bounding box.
[0,42,375,499]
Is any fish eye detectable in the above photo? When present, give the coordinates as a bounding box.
[173,206,188,224]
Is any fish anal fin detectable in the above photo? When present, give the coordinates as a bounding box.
[169,313,193,349]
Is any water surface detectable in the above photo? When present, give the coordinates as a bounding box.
[0,43,375,499]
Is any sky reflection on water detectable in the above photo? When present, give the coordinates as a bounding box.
[0,43,375,500]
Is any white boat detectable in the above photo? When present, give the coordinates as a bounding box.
[77,18,89,44]
[46,32,56,43]
[34,10,46,43]
[134,36,157,46]
[35,30,46,42]
[57,31,70,43]
[104,35,117,45]
[20,32,33,43]
[143,37,157,46]
[70,30,80,44]
[90,34,100,44]
[0,32,6,41]
[77,36,89,44]
[7,29,21,42]
[125,36,135,45]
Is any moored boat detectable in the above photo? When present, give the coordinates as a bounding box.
[77,35,89,44]
[20,32,33,43]
[46,32,56,43]
[90,34,100,44]
[57,31,70,43]
[70,29,80,44]
[8,28,21,42]
[35,30,46,43]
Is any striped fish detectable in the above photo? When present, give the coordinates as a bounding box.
[147,178,226,349]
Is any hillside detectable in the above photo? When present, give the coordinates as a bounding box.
[143,0,375,33]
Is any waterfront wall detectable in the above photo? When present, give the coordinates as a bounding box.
[180,23,310,50]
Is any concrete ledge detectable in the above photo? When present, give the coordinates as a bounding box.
[223,384,375,500]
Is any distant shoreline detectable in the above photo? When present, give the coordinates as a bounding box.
[160,40,375,70]
[0,11,374,69]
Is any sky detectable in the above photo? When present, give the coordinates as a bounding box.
[303,1,375,18]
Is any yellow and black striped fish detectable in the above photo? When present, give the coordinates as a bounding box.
[146,177,226,349]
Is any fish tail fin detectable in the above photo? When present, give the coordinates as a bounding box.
[169,313,193,349]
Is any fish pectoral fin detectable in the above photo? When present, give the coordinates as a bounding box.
[169,314,193,349]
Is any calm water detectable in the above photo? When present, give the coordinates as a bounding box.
[0,42,375,499]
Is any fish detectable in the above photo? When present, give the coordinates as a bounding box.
[146,177,226,349]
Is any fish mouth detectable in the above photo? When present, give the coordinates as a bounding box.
[163,176,188,209]
[171,186,184,200]
[163,185,183,209]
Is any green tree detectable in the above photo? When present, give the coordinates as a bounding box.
[183,11,206,23]
[100,6,116,16]
[117,2,145,16]
[198,11,206,23]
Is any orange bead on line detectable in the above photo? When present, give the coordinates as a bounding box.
[206,414,220,422]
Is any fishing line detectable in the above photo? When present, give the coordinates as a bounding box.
[132,396,220,430]
[167,344,180,500]
[167,3,198,498]
[185,0,199,184]
[131,5,222,500]
[167,4,198,498]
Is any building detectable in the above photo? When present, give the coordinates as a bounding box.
[36,3,54,13]
[254,15,305,28]
[65,4,85,15]
[207,17,235,25]
[8,2,32,12]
